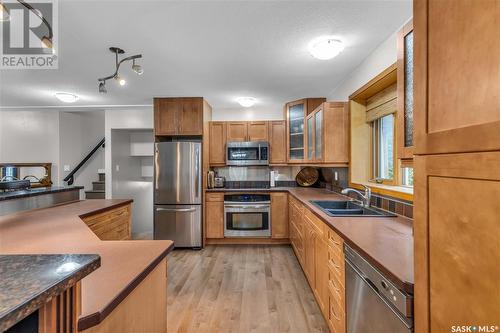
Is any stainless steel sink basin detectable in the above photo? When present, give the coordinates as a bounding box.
[310,200,396,217]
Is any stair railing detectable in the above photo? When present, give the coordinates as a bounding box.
[63,138,105,186]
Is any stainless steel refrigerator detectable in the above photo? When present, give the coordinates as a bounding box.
[154,141,202,248]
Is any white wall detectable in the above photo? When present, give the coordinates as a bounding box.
[105,108,154,239]
[104,107,153,197]
[212,105,283,121]
[329,32,398,100]
[59,111,105,194]
[0,111,61,184]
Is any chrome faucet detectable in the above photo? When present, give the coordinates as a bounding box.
[341,185,372,208]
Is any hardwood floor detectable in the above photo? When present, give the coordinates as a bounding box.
[167,245,329,333]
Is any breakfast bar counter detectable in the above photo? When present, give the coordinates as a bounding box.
[0,200,174,332]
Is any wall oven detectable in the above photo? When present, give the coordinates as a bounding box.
[226,141,269,166]
[224,194,271,237]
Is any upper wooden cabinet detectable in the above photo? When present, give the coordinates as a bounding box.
[154,97,208,136]
[269,121,287,165]
[209,122,226,165]
[226,122,248,141]
[305,102,349,165]
[284,98,326,163]
[414,0,500,155]
[226,121,269,142]
[397,20,414,160]
[248,122,269,141]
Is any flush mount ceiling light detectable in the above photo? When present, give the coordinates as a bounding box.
[97,47,143,93]
[236,97,257,108]
[308,36,344,60]
[55,92,79,103]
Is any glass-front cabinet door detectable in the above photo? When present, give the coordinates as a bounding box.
[287,102,305,162]
[307,115,314,161]
[315,109,323,161]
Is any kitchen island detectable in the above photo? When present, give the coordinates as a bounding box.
[0,200,174,333]
[0,186,82,216]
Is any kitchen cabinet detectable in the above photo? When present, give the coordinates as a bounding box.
[205,193,224,238]
[226,121,269,142]
[209,122,226,165]
[268,120,287,165]
[305,102,349,165]
[288,195,345,333]
[248,121,269,141]
[226,122,248,141]
[81,204,131,240]
[397,19,414,160]
[414,1,500,331]
[154,97,207,136]
[271,192,288,239]
[284,98,326,163]
[414,0,500,155]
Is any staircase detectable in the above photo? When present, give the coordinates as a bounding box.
[85,172,105,199]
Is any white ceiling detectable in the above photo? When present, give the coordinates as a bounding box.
[0,0,412,113]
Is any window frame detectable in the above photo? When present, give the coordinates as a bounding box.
[370,114,397,186]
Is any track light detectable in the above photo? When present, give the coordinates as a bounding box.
[98,81,107,93]
[97,47,142,93]
[132,60,143,75]
[115,75,126,86]
[0,1,10,22]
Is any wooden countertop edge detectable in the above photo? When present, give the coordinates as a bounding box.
[77,242,174,331]
[78,199,134,219]
[286,190,414,294]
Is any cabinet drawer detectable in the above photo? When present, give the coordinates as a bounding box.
[328,250,344,283]
[206,193,224,202]
[328,228,343,249]
[83,205,129,225]
[305,209,325,236]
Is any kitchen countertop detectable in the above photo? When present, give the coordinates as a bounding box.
[0,199,174,331]
[0,186,83,201]
[0,254,100,332]
[205,187,414,293]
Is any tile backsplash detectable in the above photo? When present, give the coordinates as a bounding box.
[212,165,413,219]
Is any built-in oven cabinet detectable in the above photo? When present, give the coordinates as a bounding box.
[305,102,350,165]
[205,193,224,238]
[284,98,326,164]
[271,192,288,238]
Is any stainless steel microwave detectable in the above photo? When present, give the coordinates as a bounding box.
[226,141,269,166]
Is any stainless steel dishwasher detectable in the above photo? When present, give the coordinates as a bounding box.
[345,245,413,333]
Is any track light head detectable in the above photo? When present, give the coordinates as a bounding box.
[132,60,143,75]
[98,81,107,94]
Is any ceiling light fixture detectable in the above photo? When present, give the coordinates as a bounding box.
[98,81,107,94]
[308,36,344,60]
[97,47,143,93]
[132,59,143,75]
[55,92,79,103]
[236,97,257,108]
[0,1,10,22]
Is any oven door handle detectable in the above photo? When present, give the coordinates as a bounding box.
[224,205,270,209]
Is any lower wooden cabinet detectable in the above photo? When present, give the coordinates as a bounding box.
[289,196,345,333]
[81,204,131,240]
[205,193,224,239]
[271,192,288,238]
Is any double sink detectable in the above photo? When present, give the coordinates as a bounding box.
[310,200,396,217]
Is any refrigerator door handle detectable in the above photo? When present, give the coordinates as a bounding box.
[156,207,197,213]
[195,145,200,199]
